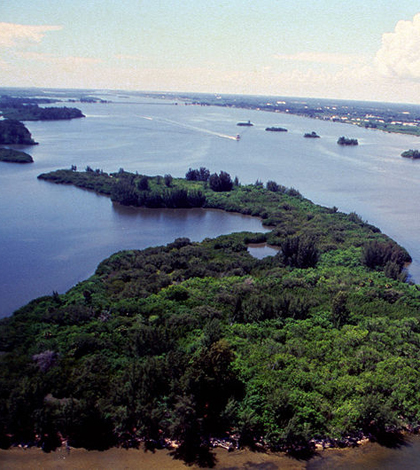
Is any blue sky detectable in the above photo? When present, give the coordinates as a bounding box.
[2,1,420,103]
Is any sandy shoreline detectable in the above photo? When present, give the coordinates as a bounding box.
[0,446,307,469]
[3,436,420,469]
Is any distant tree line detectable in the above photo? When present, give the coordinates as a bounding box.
[0,104,85,121]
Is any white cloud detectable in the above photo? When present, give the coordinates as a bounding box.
[375,13,420,80]
[274,51,366,66]
[0,22,62,48]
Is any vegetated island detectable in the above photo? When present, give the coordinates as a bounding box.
[2,166,418,466]
[401,149,420,159]
[0,148,33,163]
[0,119,37,145]
[0,94,85,121]
[304,131,320,138]
[70,96,108,104]
[265,126,288,132]
[1,104,85,121]
[337,136,358,146]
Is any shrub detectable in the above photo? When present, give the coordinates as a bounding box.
[281,235,319,268]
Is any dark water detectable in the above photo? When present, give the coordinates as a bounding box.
[1,94,420,313]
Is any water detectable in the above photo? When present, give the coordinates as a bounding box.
[0,445,305,469]
[1,93,420,321]
[308,436,420,469]
[3,437,420,469]
[248,243,281,259]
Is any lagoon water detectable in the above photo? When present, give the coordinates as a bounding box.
[1,92,420,319]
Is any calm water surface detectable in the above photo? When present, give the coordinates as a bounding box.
[1,93,420,321]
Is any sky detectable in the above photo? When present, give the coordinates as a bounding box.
[2,1,420,103]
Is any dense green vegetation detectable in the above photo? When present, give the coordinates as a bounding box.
[0,95,57,107]
[0,148,33,163]
[1,104,84,121]
[0,119,37,145]
[337,136,358,146]
[401,149,420,159]
[38,168,207,208]
[1,169,419,463]
[0,94,84,120]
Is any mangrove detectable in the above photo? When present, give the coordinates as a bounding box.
[1,168,418,465]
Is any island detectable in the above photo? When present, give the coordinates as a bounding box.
[337,136,358,146]
[237,120,253,126]
[79,96,108,103]
[265,126,288,132]
[0,95,85,121]
[0,148,33,163]
[304,131,320,138]
[1,105,85,121]
[401,149,420,159]
[0,119,37,145]
[2,165,418,465]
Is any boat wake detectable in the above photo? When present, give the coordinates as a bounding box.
[139,116,239,141]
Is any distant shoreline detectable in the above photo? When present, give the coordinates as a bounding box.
[150,91,420,138]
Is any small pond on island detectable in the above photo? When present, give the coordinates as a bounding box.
[247,242,281,259]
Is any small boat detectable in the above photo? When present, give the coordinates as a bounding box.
[237,120,253,126]
[236,134,241,140]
